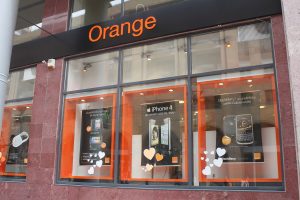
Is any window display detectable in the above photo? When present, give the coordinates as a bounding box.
[120,81,188,184]
[60,92,116,181]
[0,104,32,178]
[193,70,283,187]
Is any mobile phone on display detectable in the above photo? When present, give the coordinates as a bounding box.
[149,119,159,147]
[236,114,254,145]
[160,118,171,151]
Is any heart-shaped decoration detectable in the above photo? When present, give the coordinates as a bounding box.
[213,158,223,167]
[155,153,164,162]
[205,158,209,162]
[96,160,103,168]
[145,164,154,172]
[202,166,211,176]
[88,167,94,175]
[216,148,226,157]
[204,151,208,155]
[143,148,155,160]
[98,151,105,159]
[209,164,214,167]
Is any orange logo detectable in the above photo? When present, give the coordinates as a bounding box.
[88,16,157,43]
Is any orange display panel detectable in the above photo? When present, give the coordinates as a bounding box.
[60,94,116,180]
[120,85,188,183]
[0,104,32,178]
[197,74,282,183]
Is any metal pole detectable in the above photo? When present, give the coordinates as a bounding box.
[0,0,19,131]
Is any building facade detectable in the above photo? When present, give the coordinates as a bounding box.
[0,0,299,199]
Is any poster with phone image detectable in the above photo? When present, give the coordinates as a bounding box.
[141,101,181,166]
[214,91,264,162]
[80,108,112,165]
[5,114,31,173]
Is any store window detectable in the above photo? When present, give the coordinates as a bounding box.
[120,81,188,184]
[59,21,283,190]
[14,0,45,45]
[0,67,36,180]
[70,0,122,29]
[124,0,187,16]
[192,69,283,188]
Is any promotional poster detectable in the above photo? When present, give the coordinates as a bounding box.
[80,108,112,165]
[214,91,264,162]
[141,101,182,166]
[5,114,31,173]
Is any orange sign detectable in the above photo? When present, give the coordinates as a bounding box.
[89,16,157,43]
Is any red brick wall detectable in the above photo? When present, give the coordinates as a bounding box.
[0,1,298,198]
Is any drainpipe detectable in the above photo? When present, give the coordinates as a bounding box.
[0,0,19,131]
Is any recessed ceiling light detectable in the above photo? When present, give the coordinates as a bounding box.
[169,89,174,92]
[179,100,184,104]
[260,105,266,109]
[100,97,104,100]
[247,79,253,83]
[12,108,17,111]
[140,93,144,96]
[26,106,30,109]
[219,82,224,86]
[81,99,86,102]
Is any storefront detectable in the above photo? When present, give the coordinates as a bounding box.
[0,0,299,199]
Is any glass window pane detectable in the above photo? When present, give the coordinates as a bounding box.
[67,51,119,91]
[120,80,188,185]
[6,67,36,101]
[14,0,45,45]
[192,69,283,189]
[124,0,186,16]
[192,22,273,74]
[60,89,117,182]
[0,104,32,179]
[123,38,188,83]
[70,0,122,29]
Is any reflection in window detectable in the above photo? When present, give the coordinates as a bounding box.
[123,38,188,83]
[6,67,36,101]
[192,22,273,74]
[13,0,45,45]
[70,0,122,29]
[124,0,186,16]
[67,51,119,91]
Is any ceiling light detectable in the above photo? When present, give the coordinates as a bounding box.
[12,108,17,111]
[247,79,253,83]
[81,99,86,102]
[100,97,104,100]
[219,82,224,86]
[225,42,231,48]
[179,100,184,104]
[260,105,266,109]
[146,55,151,61]
[26,106,30,109]
[169,89,174,92]
[140,93,144,96]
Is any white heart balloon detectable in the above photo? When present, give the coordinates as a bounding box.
[88,167,94,175]
[202,166,211,176]
[98,151,105,159]
[96,160,103,168]
[216,148,226,157]
[213,158,223,167]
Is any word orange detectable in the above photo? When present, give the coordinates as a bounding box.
[89,16,157,42]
